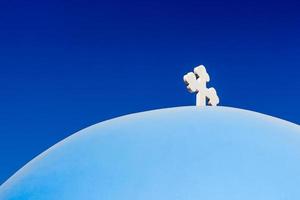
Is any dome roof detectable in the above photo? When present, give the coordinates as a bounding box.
[1,106,299,200]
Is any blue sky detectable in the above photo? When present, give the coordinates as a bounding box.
[0,0,299,184]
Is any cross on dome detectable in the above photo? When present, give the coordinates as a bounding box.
[183,65,219,106]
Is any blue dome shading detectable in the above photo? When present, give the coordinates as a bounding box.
[0,106,300,200]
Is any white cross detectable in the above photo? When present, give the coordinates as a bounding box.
[183,65,219,106]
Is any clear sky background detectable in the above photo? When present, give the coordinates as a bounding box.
[0,0,299,184]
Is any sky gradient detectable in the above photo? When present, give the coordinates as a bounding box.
[0,0,299,184]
